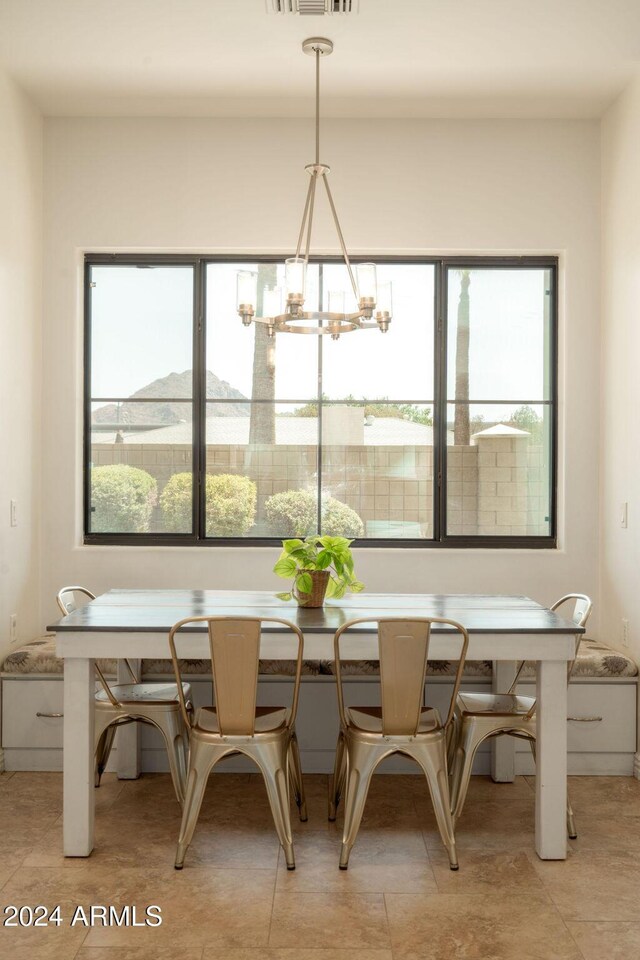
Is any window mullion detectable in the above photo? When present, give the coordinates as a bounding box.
[194,259,206,541]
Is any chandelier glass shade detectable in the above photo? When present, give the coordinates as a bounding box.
[236,37,392,340]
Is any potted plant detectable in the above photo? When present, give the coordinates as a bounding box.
[273,536,365,608]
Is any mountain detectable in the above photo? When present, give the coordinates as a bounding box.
[92,370,248,425]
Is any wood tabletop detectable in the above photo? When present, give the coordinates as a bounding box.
[47,590,584,635]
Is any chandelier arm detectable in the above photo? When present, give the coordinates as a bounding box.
[295,174,315,260]
[322,173,359,300]
[304,172,318,265]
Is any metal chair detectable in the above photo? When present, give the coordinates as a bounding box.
[449,593,593,837]
[56,587,191,802]
[328,616,470,871]
[169,616,307,871]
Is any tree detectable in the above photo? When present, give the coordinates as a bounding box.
[510,404,542,442]
[248,263,277,445]
[453,270,471,445]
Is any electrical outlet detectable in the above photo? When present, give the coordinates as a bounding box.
[9,614,17,643]
[622,618,630,648]
[10,500,17,527]
[621,502,628,529]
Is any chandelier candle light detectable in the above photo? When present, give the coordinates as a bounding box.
[236,37,392,340]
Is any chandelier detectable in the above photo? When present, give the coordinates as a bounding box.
[236,37,392,340]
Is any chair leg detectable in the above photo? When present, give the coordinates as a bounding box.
[253,738,296,870]
[175,740,222,870]
[339,739,380,870]
[153,710,189,805]
[288,730,307,822]
[410,739,458,870]
[329,729,347,822]
[450,719,484,824]
[446,712,459,773]
[95,713,118,787]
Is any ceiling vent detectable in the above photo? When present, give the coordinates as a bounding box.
[268,1,358,14]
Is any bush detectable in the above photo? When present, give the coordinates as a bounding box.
[160,472,257,537]
[265,488,364,538]
[206,473,256,537]
[91,464,157,533]
[265,489,317,537]
[159,473,193,533]
[322,497,365,538]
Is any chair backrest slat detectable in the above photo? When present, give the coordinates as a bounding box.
[56,586,122,707]
[209,619,261,736]
[169,615,304,734]
[57,586,96,617]
[379,620,431,736]
[334,616,469,735]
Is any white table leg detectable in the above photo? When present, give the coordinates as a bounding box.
[63,657,95,856]
[491,659,517,782]
[535,658,567,859]
[116,658,140,780]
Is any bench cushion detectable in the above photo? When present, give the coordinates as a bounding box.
[3,635,637,680]
[520,638,638,679]
[324,658,493,677]
[0,637,323,678]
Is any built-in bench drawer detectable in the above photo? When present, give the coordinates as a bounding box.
[514,680,637,754]
[2,677,65,749]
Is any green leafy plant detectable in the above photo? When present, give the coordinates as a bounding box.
[264,489,364,538]
[273,536,364,602]
[160,472,257,536]
[91,464,157,533]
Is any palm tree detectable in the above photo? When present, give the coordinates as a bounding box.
[248,263,277,445]
[453,269,471,445]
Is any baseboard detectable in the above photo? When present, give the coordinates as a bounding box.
[516,753,636,776]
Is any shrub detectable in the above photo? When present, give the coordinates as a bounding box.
[322,497,365,538]
[91,464,157,533]
[206,473,256,537]
[265,488,364,538]
[265,489,317,537]
[159,473,193,533]
[160,472,257,537]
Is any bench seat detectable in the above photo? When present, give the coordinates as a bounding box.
[2,635,637,679]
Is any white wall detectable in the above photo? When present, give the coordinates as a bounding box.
[0,70,42,659]
[42,117,601,629]
[600,74,640,662]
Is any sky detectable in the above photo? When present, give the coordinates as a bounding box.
[90,262,551,414]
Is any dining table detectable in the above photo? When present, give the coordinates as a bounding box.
[48,589,583,861]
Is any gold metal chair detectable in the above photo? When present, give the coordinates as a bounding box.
[449,593,593,837]
[57,587,191,802]
[169,616,307,871]
[328,616,470,871]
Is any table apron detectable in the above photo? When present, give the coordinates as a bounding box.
[56,630,576,663]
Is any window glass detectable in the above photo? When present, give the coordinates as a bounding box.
[86,258,555,544]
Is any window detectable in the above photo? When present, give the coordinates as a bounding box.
[85,255,556,547]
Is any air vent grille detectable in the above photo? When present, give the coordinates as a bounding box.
[268,1,357,14]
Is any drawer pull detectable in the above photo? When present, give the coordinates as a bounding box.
[567,716,603,723]
[36,712,64,718]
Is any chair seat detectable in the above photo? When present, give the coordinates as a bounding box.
[193,704,290,735]
[95,681,190,705]
[345,705,441,735]
[457,691,536,717]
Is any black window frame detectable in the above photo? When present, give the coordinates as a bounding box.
[84,252,558,549]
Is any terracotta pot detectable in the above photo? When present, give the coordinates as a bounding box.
[294,570,330,608]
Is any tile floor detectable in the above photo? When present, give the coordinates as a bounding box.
[0,769,640,959]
